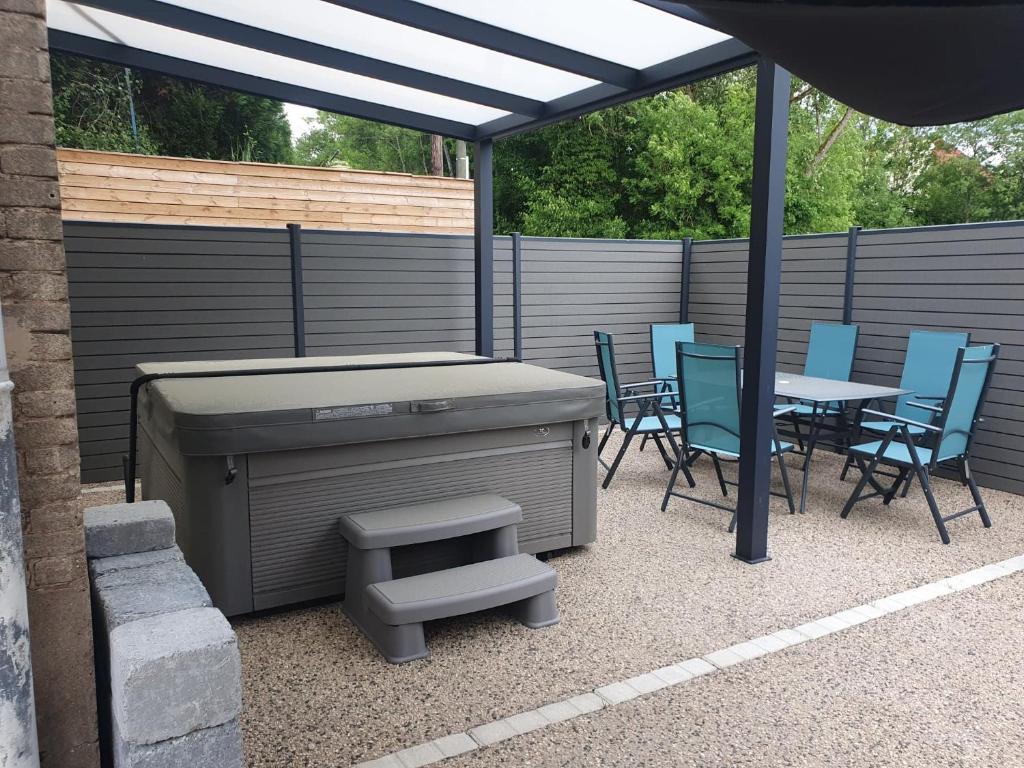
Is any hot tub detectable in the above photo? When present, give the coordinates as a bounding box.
[135,352,604,615]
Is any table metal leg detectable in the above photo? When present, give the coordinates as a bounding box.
[798,403,821,515]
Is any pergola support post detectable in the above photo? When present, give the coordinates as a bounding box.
[734,57,791,564]
[474,139,495,357]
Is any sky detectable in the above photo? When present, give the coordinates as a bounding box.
[284,103,319,140]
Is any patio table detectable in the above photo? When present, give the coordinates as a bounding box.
[773,371,910,514]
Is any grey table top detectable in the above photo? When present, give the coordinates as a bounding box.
[774,371,910,403]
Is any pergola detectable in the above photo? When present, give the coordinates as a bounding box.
[47,0,1020,565]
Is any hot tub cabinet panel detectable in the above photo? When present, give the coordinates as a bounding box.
[136,353,603,616]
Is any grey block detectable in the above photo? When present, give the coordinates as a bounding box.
[94,561,211,630]
[89,546,185,580]
[110,607,240,744]
[113,717,243,768]
[85,500,176,558]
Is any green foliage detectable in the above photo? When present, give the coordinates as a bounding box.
[51,56,157,154]
[52,53,292,163]
[293,113,453,175]
[53,52,1024,236]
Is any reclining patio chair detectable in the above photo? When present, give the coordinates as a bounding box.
[639,323,695,453]
[594,330,683,489]
[840,344,999,544]
[781,321,859,450]
[662,341,796,532]
[840,329,969,491]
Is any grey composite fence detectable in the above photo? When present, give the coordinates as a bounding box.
[66,220,1023,496]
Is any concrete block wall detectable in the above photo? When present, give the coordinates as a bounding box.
[84,500,243,768]
[0,0,99,764]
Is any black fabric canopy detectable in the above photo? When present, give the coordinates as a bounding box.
[680,0,1024,125]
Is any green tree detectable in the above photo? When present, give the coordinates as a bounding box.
[293,112,452,174]
[51,55,157,154]
[51,53,292,163]
[912,147,998,225]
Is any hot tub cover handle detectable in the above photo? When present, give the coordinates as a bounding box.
[411,399,453,413]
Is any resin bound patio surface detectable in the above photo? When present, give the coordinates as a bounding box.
[213,433,1024,767]
[79,433,1024,767]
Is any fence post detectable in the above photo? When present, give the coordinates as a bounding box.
[512,232,523,360]
[679,236,693,323]
[843,226,860,325]
[288,223,306,357]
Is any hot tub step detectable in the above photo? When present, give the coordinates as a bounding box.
[360,554,559,663]
[338,493,522,549]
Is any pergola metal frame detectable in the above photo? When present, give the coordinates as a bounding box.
[46,0,788,563]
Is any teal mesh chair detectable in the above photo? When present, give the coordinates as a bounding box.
[662,342,796,532]
[639,323,696,452]
[594,330,685,489]
[841,344,999,544]
[782,322,860,447]
[650,323,696,387]
[840,329,970,487]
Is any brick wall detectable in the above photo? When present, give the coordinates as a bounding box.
[0,1,100,765]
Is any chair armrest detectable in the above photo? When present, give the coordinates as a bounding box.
[773,405,797,417]
[620,379,668,390]
[907,401,943,414]
[618,392,661,404]
[861,408,941,433]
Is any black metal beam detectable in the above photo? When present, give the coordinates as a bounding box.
[679,236,693,323]
[477,39,755,140]
[327,0,638,89]
[843,225,860,325]
[734,57,791,565]
[48,30,479,140]
[287,223,306,358]
[65,0,544,118]
[474,139,494,357]
[512,231,523,360]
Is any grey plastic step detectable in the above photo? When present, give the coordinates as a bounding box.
[338,494,522,549]
[365,553,557,626]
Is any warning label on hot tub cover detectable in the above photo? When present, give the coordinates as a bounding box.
[312,403,393,420]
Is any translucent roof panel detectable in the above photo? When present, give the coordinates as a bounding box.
[47,0,508,125]
[47,0,748,138]
[158,0,600,103]
[413,0,731,70]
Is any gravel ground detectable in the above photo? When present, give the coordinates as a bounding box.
[229,435,1024,767]
[446,572,1024,768]
[80,434,1024,767]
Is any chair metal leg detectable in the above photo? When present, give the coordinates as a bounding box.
[962,458,992,528]
[841,453,884,518]
[650,432,674,470]
[899,439,949,544]
[840,453,854,481]
[711,454,728,497]
[899,470,914,498]
[796,405,822,515]
[775,446,796,514]
[597,422,614,455]
[788,411,805,452]
[639,434,649,452]
[883,468,909,505]
[661,439,696,511]
[602,430,635,489]
[917,466,950,545]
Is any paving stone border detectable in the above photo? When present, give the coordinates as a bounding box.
[353,554,1024,768]
[86,500,244,768]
